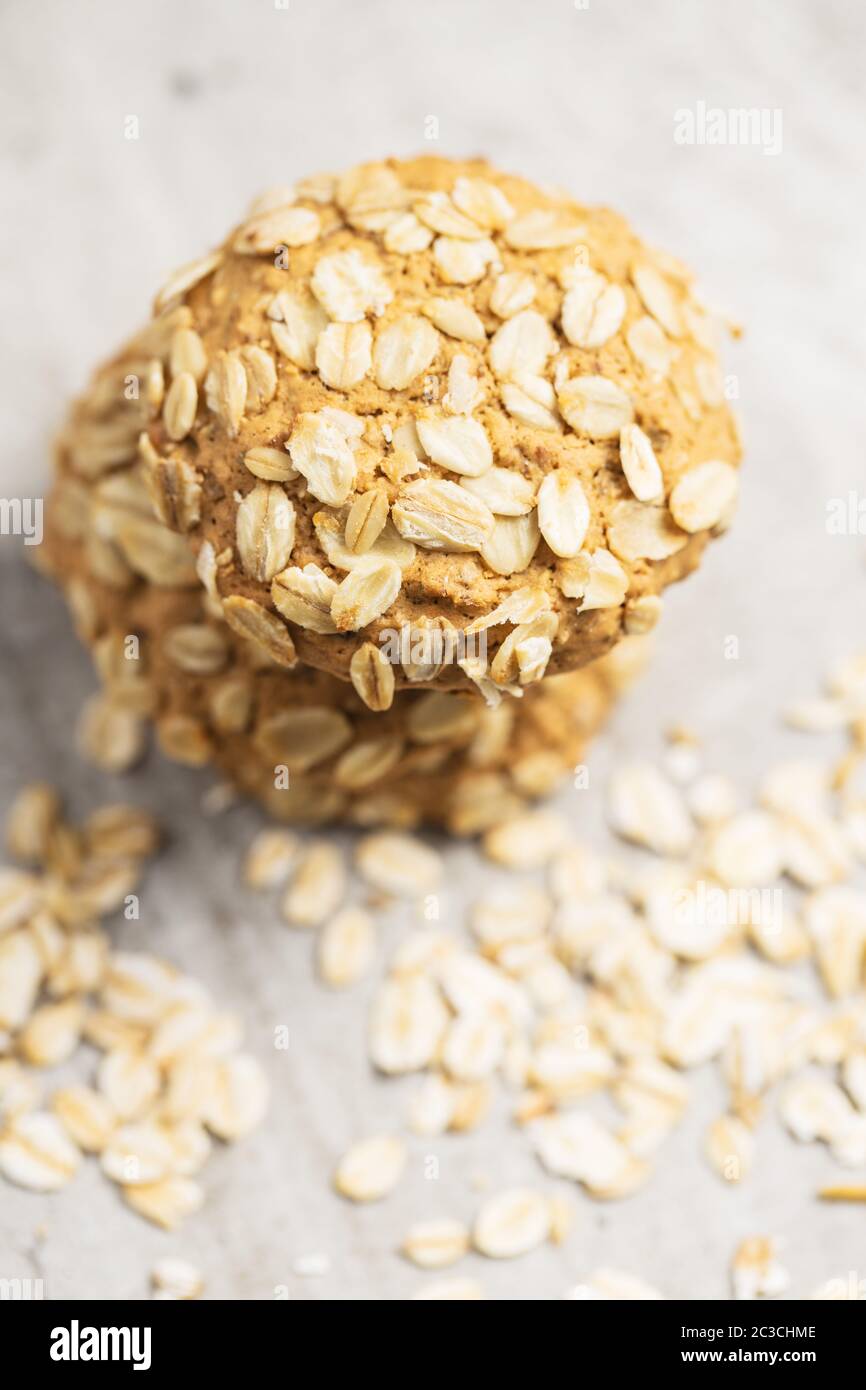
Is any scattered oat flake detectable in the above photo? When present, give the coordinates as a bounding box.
[202,1055,269,1141]
[0,1111,80,1191]
[243,829,300,890]
[282,841,346,927]
[530,1111,648,1198]
[123,1176,204,1230]
[687,772,738,825]
[407,1073,458,1136]
[731,1237,790,1300]
[97,1047,161,1121]
[473,1187,552,1258]
[334,1134,407,1202]
[6,783,61,864]
[402,1217,470,1269]
[442,1012,506,1082]
[318,907,377,988]
[151,1256,204,1300]
[482,811,569,870]
[19,999,85,1067]
[608,762,694,856]
[369,975,449,1075]
[51,1086,115,1153]
[355,832,442,897]
[708,810,783,888]
[102,1120,177,1186]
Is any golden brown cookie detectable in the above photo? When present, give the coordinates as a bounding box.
[53,155,740,698]
[40,501,648,834]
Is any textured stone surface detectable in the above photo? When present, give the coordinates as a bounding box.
[0,0,864,1302]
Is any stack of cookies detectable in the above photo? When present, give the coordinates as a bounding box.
[41,156,740,834]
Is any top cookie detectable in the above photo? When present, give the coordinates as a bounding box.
[59,155,741,699]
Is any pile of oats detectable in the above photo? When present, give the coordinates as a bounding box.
[0,786,269,1232]
[242,647,866,1299]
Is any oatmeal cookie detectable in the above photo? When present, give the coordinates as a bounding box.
[52,155,740,697]
[40,502,647,834]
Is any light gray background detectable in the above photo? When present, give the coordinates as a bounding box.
[1,0,864,1300]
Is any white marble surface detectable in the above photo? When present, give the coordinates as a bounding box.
[1,0,865,1300]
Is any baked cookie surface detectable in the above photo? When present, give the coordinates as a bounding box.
[55,155,740,696]
[40,513,648,835]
